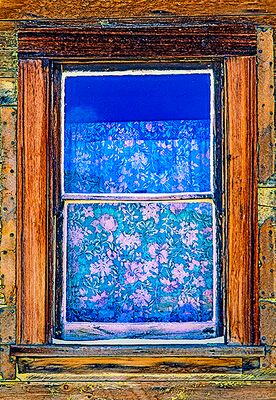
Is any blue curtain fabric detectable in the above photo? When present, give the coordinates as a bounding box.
[64,120,211,194]
[66,202,214,323]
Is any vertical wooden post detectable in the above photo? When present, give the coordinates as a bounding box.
[225,56,259,345]
[257,27,275,183]
[17,59,49,344]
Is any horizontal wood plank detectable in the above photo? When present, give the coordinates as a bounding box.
[18,25,257,59]
[0,380,276,400]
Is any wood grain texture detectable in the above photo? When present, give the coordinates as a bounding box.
[17,59,49,344]
[18,25,257,59]
[1,0,276,20]
[16,356,243,376]
[0,381,276,400]
[225,57,259,345]
[257,27,275,182]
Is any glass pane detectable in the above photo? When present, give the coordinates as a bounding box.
[63,72,212,194]
[65,202,215,324]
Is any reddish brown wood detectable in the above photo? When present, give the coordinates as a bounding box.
[17,59,49,344]
[225,56,259,345]
[18,25,257,59]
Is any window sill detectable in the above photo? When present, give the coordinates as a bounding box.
[10,344,265,379]
[10,343,265,358]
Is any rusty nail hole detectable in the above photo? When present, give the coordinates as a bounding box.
[3,121,7,125]
[10,233,14,237]
[3,207,7,211]
[269,230,273,235]
[10,169,14,173]
[270,111,273,116]
[11,141,15,145]
[11,112,16,116]
[261,305,266,309]
[270,85,274,89]
[262,103,265,107]
[10,197,14,201]
[261,336,266,341]
[261,291,265,295]
[258,49,263,53]
[63,384,69,390]
[270,269,274,273]
[2,250,7,255]
[270,61,273,66]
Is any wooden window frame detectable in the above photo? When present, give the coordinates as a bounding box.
[55,63,223,342]
[15,22,263,355]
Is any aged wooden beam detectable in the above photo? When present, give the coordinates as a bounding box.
[225,56,259,345]
[17,59,49,344]
[18,25,257,59]
[16,356,244,376]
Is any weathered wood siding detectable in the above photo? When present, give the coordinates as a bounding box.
[0,1,275,398]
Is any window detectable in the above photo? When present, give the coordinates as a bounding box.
[16,24,260,348]
[57,68,222,341]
